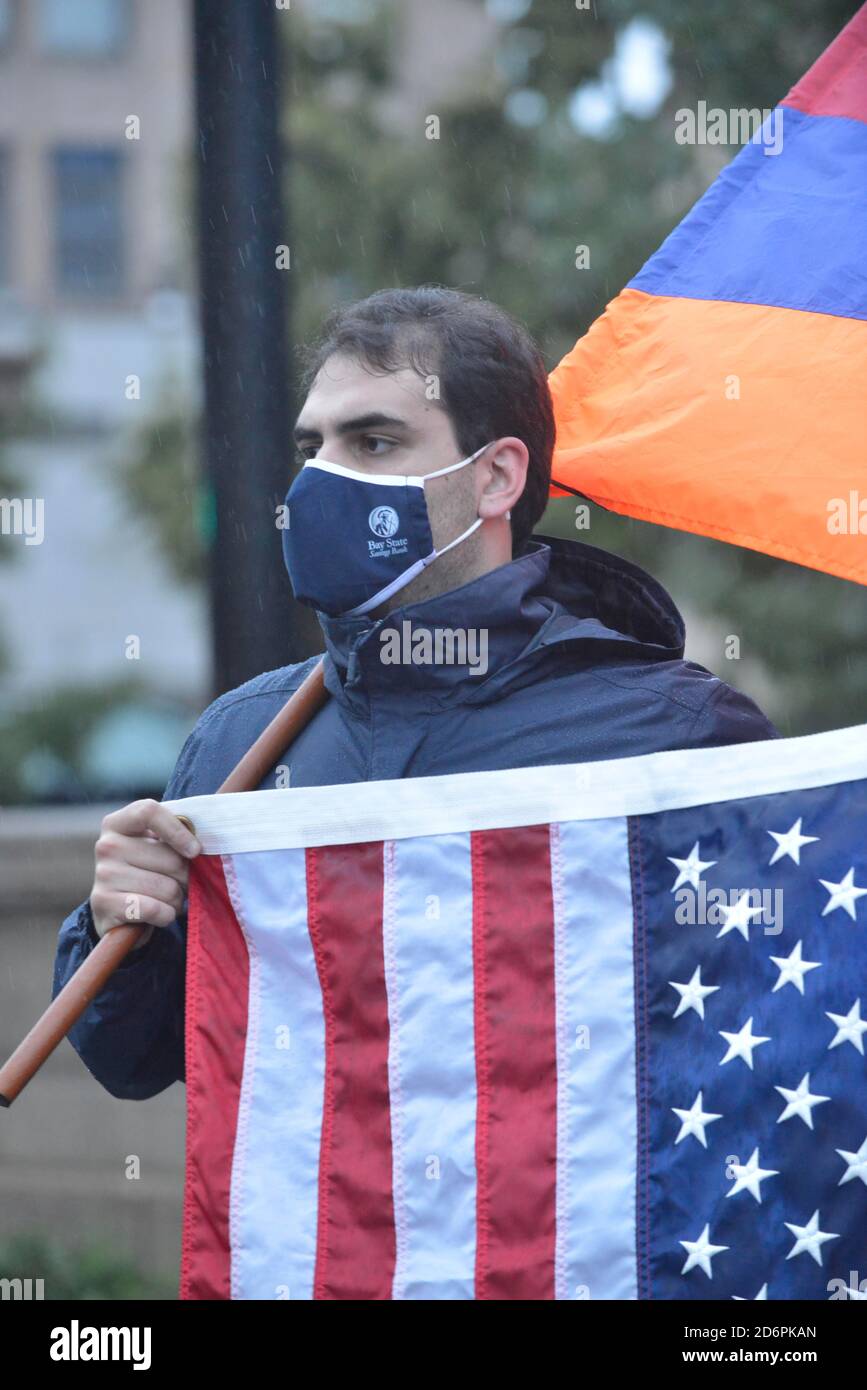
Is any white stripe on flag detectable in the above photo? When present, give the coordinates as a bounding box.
[165,720,867,854]
[224,847,325,1300]
[551,817,637,1300]
[383,832,478,1299]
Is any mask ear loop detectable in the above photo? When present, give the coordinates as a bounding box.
[341,515,486,618]
[340,557,430,618]
[338,442,495,618]
[427,437,513,558]
[432,515,484,558]
[423,440,493,480]
[425,441,493,558]
[425,439,509,554]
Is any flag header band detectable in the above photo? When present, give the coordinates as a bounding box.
[164,721,867,854]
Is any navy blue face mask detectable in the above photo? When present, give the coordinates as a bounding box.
[281,442,495,618]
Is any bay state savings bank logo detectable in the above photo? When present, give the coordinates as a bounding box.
[369,504,400,538]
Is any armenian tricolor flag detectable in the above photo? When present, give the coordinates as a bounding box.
[549,5,867,586]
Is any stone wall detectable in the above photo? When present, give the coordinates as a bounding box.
[0,805,185,1289]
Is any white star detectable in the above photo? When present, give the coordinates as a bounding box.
[733,1284,768,1301]
[784,1210,839,1267]
[775,1073,830,1130]
[846,1285,867,1300]
[680,1223,728,1279]
[725,1147,778,1203]
[837,1136,867,1188]
[668,841,716,891]
[669,965,721,1020]
[827,998,867,1055]
[819,868,867,921]
[672,1090,723,1148]
[767,818,819,866]
[770,940,821,995]
[719,1017,771,1070]
[716,891,764,942]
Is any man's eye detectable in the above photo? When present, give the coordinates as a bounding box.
[361,436,392,454]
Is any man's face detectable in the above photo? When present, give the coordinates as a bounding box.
[293,352,504,612]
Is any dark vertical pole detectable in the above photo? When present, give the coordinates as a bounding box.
[194,0,317,696]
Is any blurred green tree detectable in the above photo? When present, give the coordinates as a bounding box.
[112,383,208,587]
[284,0,863,735]
[0,1232,175,1300]
[117,0,863,732]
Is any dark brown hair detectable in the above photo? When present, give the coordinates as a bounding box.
[297,285,555,553]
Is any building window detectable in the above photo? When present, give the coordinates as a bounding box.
[53,148,124,297]
[39,0,130,58]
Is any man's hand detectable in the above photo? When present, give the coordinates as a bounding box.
[90,799,202,950]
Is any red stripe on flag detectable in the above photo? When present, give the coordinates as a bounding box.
[781,3,867,124]
[306,841,396,1300]
[472,825,558,1300]
[180,856,250,1300]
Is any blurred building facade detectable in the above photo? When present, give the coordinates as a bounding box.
[0,5,196,1285]
[0,0,206,798]
[0,0,496,802]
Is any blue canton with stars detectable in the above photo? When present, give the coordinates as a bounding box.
[630,778,867,1300]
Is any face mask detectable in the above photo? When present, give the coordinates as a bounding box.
[281,441,495,618]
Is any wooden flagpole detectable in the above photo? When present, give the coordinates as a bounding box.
[0,658,329,1108]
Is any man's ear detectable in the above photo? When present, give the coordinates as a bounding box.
[477,437,528,521]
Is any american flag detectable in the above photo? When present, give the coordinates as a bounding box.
[167,723,867,1300]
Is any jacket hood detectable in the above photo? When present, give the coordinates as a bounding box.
[316,534,687,709]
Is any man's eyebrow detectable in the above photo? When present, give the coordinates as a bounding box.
[292,412,411,442]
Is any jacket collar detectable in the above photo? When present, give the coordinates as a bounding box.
[317,535,686,709]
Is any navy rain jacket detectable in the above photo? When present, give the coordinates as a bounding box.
[53,535,779,1099]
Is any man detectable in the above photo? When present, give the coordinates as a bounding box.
[53,285,778,1100]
